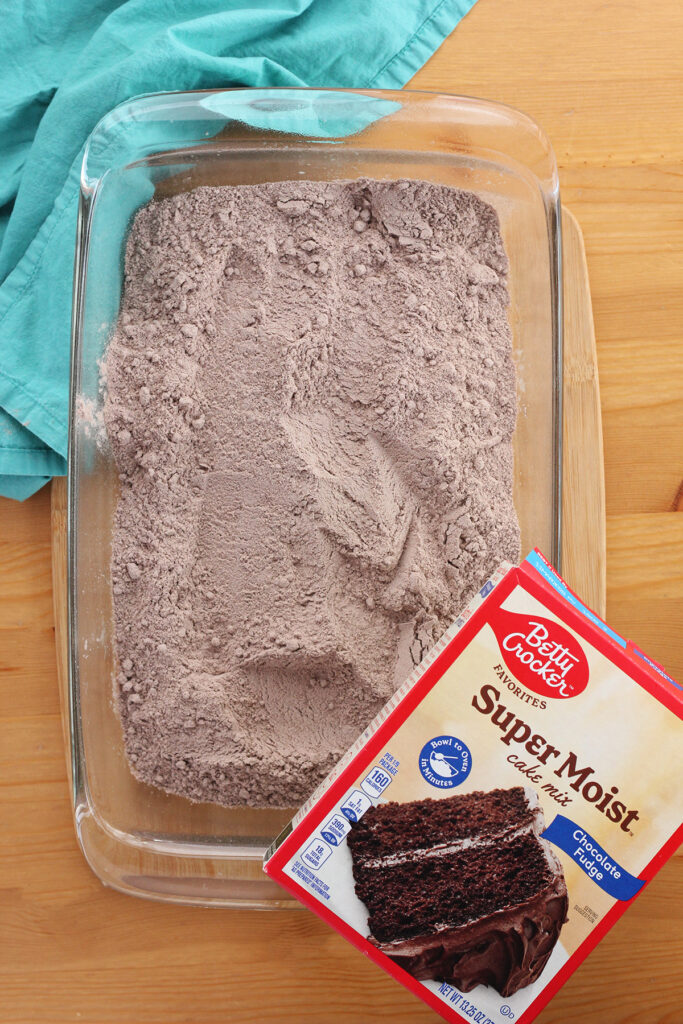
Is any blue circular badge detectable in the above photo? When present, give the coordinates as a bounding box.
[418,735,472,789]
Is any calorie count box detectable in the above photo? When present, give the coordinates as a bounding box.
[264,550,683,1024]
[361,765,393,798]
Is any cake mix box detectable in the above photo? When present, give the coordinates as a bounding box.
[264,550,683,1024]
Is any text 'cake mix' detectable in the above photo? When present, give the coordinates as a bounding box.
[265,551,683,1024]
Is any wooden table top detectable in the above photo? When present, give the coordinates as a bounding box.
[2,1,681,1021]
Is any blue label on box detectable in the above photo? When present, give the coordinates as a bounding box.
[418,735,472,789]
[542,814,645,901]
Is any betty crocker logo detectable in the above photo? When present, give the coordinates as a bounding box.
[488,606,589,699]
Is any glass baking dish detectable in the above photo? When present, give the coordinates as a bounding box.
[68,87,562,907]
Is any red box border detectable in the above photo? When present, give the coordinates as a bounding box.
[265,560,683,1024]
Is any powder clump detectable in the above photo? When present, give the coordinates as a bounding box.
[103,178,520,808]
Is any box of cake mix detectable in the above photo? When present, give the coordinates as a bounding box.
[264,550,683,1024]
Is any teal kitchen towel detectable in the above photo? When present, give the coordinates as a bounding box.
[0,0,477,499]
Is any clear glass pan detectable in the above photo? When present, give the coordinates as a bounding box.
[68,87,562,907]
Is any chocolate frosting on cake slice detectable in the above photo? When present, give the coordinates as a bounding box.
[348,786,568,997]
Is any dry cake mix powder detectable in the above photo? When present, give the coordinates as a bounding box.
[103,178,519,808]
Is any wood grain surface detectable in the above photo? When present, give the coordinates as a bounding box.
[2,1,682,1021]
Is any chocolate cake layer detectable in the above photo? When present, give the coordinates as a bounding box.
[353,831,558,942]
[348,786,568,997]
[347,786,535,863]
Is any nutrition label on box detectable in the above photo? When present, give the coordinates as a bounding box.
[301,838,332,871]
[340,790,372,823]
[361,765,393,798]
[320,814,351,847]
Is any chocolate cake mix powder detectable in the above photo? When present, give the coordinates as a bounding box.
[102,178,520,808]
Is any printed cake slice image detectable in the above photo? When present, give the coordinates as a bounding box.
[347,786,568,997]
